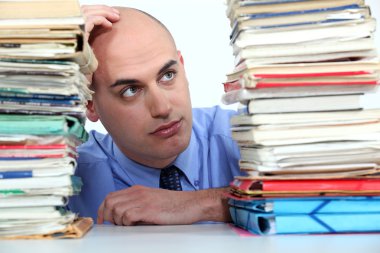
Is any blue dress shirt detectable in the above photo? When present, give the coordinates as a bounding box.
[69,106,244,220]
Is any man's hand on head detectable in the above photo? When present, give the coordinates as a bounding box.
[97,186,232,226]
[81,5,120,41]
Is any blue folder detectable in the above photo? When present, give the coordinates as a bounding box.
[230,206,380,235]
[229,197,380,235]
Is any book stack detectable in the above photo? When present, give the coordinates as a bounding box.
[0,0,95,238]
[223,0,380,235]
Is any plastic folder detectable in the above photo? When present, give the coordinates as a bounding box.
[230,205,380,235]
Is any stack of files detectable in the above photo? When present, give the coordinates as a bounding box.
[0,0,95,122]
[223,0,380,235]
[222,0,380,106]
[0,60,91,121]
[0,0,94,239]
[0,0,98,74]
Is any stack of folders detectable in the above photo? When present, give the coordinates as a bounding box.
[223,0,380,235]
[0,0,95,239]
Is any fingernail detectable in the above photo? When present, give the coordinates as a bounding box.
[112,8,120,14]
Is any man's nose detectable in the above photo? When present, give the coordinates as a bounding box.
[146,84,172,118]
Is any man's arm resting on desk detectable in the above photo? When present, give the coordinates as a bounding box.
[97,186,231,226]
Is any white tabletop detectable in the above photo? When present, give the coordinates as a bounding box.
[1,223,380,253]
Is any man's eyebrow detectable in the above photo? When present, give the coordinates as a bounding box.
[110,59,178,88]
[157,59,178,76]
[110,78,139,88]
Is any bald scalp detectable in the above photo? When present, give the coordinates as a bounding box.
[89,7,176,48]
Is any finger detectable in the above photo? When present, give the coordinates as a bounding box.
[101,190,144,225]
[107,198,141,225]
[102,208,115,225]
[105,204,141,226]
[83,10,120,23]
[101,198,118,225]
[112,204,127,226]
[84,16,113,41]
[81,4,119,15]
[97,201,105,224]
[122,208,140,226]
[81,5,120,23]
[85,16,113,32]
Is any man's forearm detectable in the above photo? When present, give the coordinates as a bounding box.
[97,185,232,225]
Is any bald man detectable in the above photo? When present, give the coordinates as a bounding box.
[68,5,243,226]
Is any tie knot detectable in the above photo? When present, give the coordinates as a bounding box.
[159,165,182,191]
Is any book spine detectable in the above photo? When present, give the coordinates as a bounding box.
[242,4,362,19]
[0,189,25,195]
[0,144,67,149]
[0,170,32,179]
[0,91,80,100]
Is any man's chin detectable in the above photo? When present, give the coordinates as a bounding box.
[159,138,189,157]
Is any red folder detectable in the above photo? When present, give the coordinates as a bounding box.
[0,144,76,158]
[223,70,378,92]
[232,178,380,192]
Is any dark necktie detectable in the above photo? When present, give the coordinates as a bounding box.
[159,165,182,191]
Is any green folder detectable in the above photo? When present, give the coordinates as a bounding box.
[0,115,88,142]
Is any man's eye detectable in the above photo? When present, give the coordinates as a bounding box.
[121,86,140,97]
[161,71,176,82]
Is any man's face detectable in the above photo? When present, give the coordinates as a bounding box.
[88,19,192,168]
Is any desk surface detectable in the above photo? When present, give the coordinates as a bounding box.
[1,223,380,253]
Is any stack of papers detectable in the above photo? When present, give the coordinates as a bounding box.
[224,0,380,235]
[0,0,94,239]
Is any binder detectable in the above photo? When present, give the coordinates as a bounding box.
[230,205,380,235]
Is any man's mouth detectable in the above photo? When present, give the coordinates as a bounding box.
[151,119,182,138]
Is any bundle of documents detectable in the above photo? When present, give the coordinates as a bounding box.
[223,0,380,235]
[0,0,94,239]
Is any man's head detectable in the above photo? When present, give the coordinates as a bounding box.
[86,7,192,168]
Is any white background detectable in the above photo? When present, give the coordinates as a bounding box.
[79,0,380,133]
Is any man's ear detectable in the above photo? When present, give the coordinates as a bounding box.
[86,100,100,122]
[177,50,184,65]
